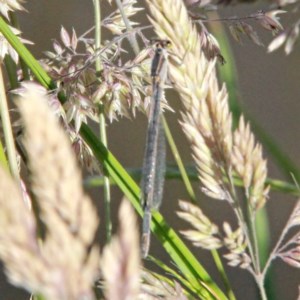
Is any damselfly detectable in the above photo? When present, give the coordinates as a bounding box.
[141,39,171,258]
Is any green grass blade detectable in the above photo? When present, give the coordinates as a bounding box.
[162,116,196,203]
[0,139,9,171]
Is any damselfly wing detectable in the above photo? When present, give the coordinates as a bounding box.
[141,40,171,258]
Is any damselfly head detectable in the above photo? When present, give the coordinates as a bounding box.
[150,38,172,49]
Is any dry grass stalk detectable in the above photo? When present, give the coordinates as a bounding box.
[101,199,140,300]
[0,83,99,299]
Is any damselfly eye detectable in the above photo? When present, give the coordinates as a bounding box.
[165,40,172,48]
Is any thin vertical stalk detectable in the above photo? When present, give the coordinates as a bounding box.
[0,66,19,180]
[236,205,257,272]
[262,199,300,278]
[243,189,260,274]
[246,204,262,278]
[247,205,261,274]
[93,0,112,241]
[99,104,112,241]
[232,193,268,300]
[210,249,236,300]
[256,276,267,300]
[162,116,196,203]
[93,0,102,73]
[4,56,18,88]
[114,0,140,54]
[227,173,258,273]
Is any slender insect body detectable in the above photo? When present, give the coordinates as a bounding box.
[141,40,170,258]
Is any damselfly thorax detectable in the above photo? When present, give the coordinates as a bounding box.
[150,40,171,84]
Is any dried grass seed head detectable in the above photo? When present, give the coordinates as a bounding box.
[268,20,300,55]
[17,84,99,298]
[102,0,142,35]
[0,83,100,299]
[232,117,269,210]
[177,200,222,250]
[17,83,99,246]
[256,10,286,34]
[0,0,25,19]
[101,200,140,300]
[222,222,251,269]
[44,27,155,124]
[14,81,101,174]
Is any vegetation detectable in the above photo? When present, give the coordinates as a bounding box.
[0,0,299,299]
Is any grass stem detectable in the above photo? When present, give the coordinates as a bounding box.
[0,66,20,181]
[93,0,112,241]
[114,0,140,54]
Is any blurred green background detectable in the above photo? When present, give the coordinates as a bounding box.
[1,0,299,299]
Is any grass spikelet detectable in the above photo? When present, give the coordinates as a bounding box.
[232,116,269,210]
[222,223,251,269]
[101,199,140,300]
[0,83,100,299]
[177,200,222,249]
